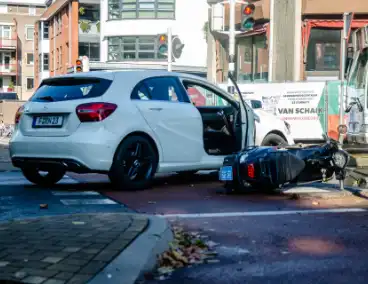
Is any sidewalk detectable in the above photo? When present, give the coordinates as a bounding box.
[0,213,172,284]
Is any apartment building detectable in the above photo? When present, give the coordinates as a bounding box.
[34,0,99,88]
[0,0,45,100]
[34,0,209,87]
[207,0,368,83]
[95,0,208,74]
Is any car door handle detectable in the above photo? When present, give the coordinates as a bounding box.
[149,108,163,111]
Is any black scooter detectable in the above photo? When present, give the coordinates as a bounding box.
[219,136,350,193]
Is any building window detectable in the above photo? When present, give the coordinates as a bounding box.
[29,5,36,15]
[43,53,49,71]
[0,4,7,13]
[79,4,99,22]
[25,26,34,40]
[307,29,341,72]
[0,25,11,39]
[108,0,175,20]
[79,42,100,61]
[237,34,268,83]
[26,77,34,90]
[108,36,167,61]
[26,53,34,65]
[43,22,49,39]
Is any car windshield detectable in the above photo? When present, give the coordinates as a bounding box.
[30,77,112,102]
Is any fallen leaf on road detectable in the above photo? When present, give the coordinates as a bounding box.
[39,204,48,209]
[153,224,220,279]
[312,201,319,206]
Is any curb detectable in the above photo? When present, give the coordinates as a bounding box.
[88,215,173,284]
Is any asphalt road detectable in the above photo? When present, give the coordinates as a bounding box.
[2,143,368,283]
[99,173,368,284]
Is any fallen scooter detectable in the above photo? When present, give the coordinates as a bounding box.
[219,136,350,193]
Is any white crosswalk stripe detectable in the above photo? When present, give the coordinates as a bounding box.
[0,171,118,206]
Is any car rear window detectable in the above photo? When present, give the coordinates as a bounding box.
[30,77,112,102]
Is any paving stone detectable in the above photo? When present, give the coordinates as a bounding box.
[54,272,74,281]
[20,260,50,269]
[67,252,95,261]
[44,279,66,284]
[59,258,90,267]
[81,249,99,255]
[66,274,94,284]
[42,257,64,264]
[87,244,107,250]
[20,268,59,278]
[0,261,9,267]
[93,250,120,262]
[48,263,81,273]
[14,270,28,279]
[22,276,47,284]
[63,247,81,253]
[79,260,107,275]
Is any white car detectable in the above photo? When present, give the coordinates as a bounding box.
[9,70,290,190]
[244,98,293,146]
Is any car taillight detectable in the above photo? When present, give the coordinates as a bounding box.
[14,105,25,124]
[76,102,117,122]
[247,164,255,178]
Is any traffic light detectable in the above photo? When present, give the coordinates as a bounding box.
[241,3,255,31]
[75,59,83,73]
[157,34,168,56]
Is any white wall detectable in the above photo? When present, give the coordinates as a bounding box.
[2,76,11,91]
[39,71,49,81]
[100,0,208,68]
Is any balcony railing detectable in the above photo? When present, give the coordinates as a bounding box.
[0,64,17,75]
[0,38,17,49]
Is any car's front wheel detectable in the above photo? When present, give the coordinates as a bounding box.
[109,136,158,191]
[21,168,66,186]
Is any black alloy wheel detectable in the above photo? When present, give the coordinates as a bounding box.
[109,136,158,190]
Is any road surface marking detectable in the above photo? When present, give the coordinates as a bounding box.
[60,199,117,205]
[51,191,100,196]
[161,208,366,219]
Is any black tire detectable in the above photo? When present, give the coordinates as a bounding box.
[176,170,198,177]
[261,133,287,146]
[21,167,66,186]
[109,135,158,191]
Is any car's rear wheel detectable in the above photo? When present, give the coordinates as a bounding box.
[261,133,287,146]
[109,136,158,191]
[21,168,66,186]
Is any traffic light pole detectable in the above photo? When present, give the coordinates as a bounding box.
[167,27,173,72]
[227,0,236,93]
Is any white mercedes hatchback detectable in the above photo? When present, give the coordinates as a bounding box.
[9,70,290,190]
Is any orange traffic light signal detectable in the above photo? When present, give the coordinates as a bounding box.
[76,59,83,72]
[241,4,255,31]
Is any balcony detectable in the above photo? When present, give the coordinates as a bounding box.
[79,21,100,35]
[0,38,17,50]
[0,64,17,75]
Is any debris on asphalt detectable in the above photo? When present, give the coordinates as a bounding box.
[150,224,220,280]
[312,201,319,206]
[39,204,48,209]
[148,201,156,204]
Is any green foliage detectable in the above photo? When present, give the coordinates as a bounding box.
[79,6,85,15]
[203,21,209,42]
[96,21,100,33]
[79,20,91,33]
